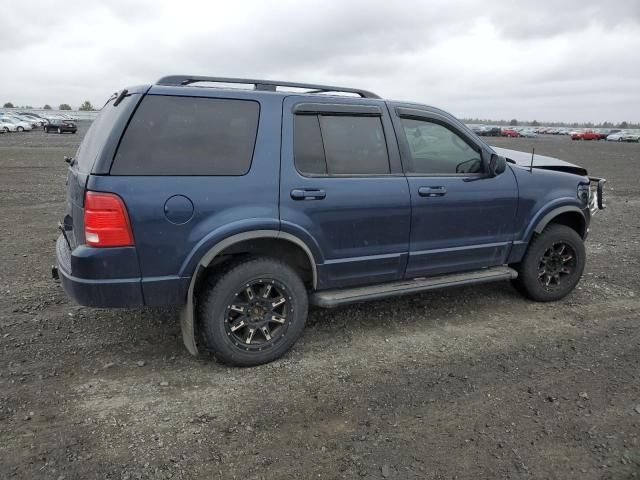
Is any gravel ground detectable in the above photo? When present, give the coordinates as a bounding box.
[0,124,639,479]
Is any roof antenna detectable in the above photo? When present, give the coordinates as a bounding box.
[530,147,535,173]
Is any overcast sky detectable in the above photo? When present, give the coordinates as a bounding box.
[2,0,639,123]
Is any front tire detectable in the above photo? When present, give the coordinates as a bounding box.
[57,127,62,134]
[514,224,585,302]
[198,257,308,367]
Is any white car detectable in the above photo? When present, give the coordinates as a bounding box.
[0,118,19,132]
[16,113,47,126]
[0,117,32,131]
[606,131,627,141]
[621,131,640,143]
[8,114,39,127]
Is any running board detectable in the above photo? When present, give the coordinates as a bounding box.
[310,266,517,308]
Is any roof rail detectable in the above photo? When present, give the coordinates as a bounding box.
[155,75,381,99]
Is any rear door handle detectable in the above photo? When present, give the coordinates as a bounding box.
[418,186,447,197]
[291,189,326,200]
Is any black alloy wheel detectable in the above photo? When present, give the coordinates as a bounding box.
[198,256,308,366]
[537,242,577,291]
[513,224,585,302]
[224,279,292,350]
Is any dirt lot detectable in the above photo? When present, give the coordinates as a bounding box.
[1,125,639,479]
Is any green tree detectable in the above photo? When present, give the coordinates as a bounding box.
[619,121,629,129]
[531,120,539,127]
[509,118,518,126]
[79,100,94,111]
[3,102,14,108]
[43,104,52,110]
[59,104,72,111]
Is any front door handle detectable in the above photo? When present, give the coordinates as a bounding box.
[418,186,447,197]
[291,189,326,200]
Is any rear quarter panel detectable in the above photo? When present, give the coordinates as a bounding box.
[88,88,283,304]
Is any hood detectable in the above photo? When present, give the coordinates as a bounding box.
[492,147,587,176]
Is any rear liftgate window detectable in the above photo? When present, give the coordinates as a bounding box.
[111,95,260,175]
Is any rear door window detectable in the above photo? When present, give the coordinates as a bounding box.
[293,114,390,176]
[111,95,260,176]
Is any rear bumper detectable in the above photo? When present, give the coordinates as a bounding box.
[55,235,190,308]
[55,235,144,307]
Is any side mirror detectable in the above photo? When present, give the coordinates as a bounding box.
[488,154,506,177]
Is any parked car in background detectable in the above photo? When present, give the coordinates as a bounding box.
[502,128,520,137]
[621,131,640,143]
[44,118,77,134]
[595,129,620,140]
[0,118,19,132]
[8,114,40,127]
[0,117,32,131]
[520,129,537,138]
[571,130,600,141]
[17,112,48,126]
[606,131,627,142]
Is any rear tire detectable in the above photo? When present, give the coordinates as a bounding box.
[198,256,308,367]
[17,126,24,132]
[514,224,585,302]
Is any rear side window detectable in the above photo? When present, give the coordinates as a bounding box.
[76,96,134,173]
[293,115,327,175]
[111,96,259,175]
[294,114,390,175]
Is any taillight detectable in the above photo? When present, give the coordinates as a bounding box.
[84,191,134,247]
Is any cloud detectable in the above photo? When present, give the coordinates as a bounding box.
[0,0,638,122]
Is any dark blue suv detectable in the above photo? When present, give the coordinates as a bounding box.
[55,76,605,366]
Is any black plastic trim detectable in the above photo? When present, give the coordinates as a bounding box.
[310,266,517,307]
[156,75,381,99]
[293,103,382,116]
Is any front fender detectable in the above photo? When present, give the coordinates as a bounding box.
[523,200,586,243]
[507,199,587,265]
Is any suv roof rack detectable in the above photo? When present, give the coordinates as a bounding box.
[155,75,381,99]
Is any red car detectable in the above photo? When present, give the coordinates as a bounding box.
[571,130,600,141]
[502,128,520,137]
